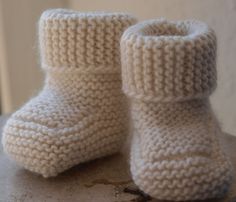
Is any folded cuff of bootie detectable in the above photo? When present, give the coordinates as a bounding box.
[39,9,136,73]
[121,19,217,102]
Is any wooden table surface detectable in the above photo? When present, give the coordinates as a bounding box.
[0,115,236,202]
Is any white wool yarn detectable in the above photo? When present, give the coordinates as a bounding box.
[2,9,136,177]
[121,19,233,201]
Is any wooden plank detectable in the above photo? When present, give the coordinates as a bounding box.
[0,116,235,202]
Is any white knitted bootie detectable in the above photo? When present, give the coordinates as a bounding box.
[121,19,232,201]
[2,9,136,177]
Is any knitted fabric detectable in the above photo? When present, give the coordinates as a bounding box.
[121,19,232,201]
[2,9,136,177]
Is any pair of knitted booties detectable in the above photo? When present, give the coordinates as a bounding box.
[2,9,232,201]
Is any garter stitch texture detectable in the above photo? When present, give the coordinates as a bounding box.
[121,19,233,201]
[2,9,136,177]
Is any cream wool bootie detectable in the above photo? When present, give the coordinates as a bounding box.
[2,9,136,177]
[121,19,233,201]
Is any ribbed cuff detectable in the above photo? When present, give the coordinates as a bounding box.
[39,9,136,73]
[121,19,217,102]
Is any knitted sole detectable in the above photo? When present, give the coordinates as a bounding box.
[130,99,232,201]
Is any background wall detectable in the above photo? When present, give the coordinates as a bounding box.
[0,0,67,113]
[0,0,236,135]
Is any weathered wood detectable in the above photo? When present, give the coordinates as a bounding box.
[0,116,235,202]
